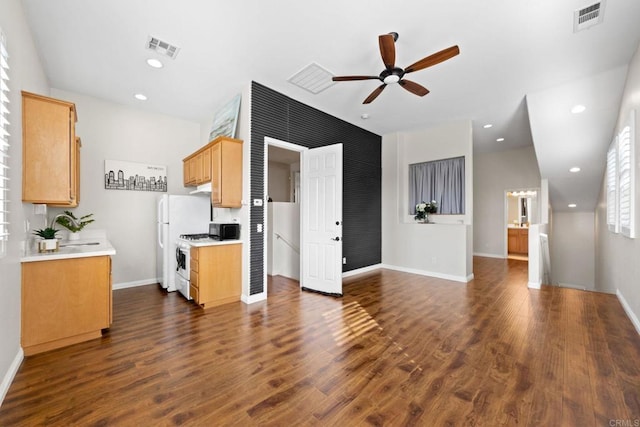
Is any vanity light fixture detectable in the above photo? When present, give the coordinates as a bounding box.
[496,137,505,142]
[571,104,586,114]
[569,167,581,173]
[146,58,163,68]
[134,93,148,101]
[568,203,577,208]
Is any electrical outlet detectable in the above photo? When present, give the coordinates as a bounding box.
[257,224,263,233]
[253,199,263,206]
[342,257,346,265]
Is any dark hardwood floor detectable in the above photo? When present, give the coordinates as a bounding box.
[1,257,639,426]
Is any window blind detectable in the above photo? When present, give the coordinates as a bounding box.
[0,29,9,255]
[618,110,635,238]
[606,137,618,233]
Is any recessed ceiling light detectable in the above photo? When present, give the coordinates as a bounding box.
[360,113,369,120]
[146,58,163,68]
[568,203,577,208]
[483,124,493,129]
[571,104,586,114]
[569,167,581,173]
[496,138,505,142]
[134,93,147,101]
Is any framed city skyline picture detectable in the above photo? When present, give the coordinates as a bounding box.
[104,160,167,192]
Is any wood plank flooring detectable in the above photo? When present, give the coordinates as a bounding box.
[1,257,639,426]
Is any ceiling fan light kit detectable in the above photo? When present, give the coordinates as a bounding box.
[332,32,459,104]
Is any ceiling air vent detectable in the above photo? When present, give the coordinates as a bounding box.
[574,1,605,32]
[146,36,180,59]
[288,63,336,94]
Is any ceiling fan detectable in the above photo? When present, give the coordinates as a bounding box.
[332,32,460,104]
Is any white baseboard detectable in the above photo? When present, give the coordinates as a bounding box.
[0,348,23,407]
[242,292,266,305]
[473,252,505,259]
[342,264,382,278]
[617,289,640,335]
[113,278,158,290]
[528,281,542,289]
[381,264,470,283]
[558,282,587,291]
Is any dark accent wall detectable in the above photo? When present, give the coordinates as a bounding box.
[250,82,382,295]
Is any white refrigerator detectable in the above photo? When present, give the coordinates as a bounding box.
[157,194,210,292]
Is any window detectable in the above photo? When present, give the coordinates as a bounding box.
[0,29,9,256]
[606,136,618,233]
[618,110,635,238]
[408,156,465,215]
[607,110,636,239]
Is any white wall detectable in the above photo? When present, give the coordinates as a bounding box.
[0,0,50,405]
[381,121,474,281]
[48,89,202,287]
[551,212,595,289]
[595,42,640,332]
[473,146,541,257]
[268,161,290,202]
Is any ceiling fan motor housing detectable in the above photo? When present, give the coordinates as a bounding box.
[380,67,405,84]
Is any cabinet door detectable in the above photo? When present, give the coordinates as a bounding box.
[508,229,518,253]
[519,229,529,254]
[183,159,190,186]
[219,141,243,208]
[211,143,222,205]
[198,244,241,307]
[22,92,77,205]
[22,256,110,354]
[202,148,212,182]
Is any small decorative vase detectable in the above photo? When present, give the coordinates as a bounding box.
[68,231,80,241]
[38,238,59,253]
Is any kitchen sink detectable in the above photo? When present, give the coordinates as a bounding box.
[59,242,101,248]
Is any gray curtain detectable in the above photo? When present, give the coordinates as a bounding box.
[409,156,465,214]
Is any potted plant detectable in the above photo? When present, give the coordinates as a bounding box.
[414,200,438,223]
[33,227,60,252]
[55,210,94,240]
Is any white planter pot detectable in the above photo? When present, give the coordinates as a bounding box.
[68,231,80,241]
[38,238,59,253]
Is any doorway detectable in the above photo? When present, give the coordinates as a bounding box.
[265,139,303,294]
[504,188,539,261]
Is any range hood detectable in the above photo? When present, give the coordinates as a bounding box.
[189,182,212,194]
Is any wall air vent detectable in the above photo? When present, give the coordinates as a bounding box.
[288,63,336,94]
[146,36,180,59]
[574,1,605,32]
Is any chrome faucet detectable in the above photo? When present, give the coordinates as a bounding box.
[49,213,80,230]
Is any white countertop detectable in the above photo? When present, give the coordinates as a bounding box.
[177,238,242,247]
[21,238,116,263]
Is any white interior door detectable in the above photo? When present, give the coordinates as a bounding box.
[301,143,343,296]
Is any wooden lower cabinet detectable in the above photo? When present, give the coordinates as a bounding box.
[21,256,112,355]
[507,228,529,254]
[190,243,241,309]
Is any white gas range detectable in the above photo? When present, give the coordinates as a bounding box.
[175,233,240,301]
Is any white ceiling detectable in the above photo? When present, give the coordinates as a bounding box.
[20,0,640,212]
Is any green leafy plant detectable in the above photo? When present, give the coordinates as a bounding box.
[33,227,60,240]
[56,210,95,232]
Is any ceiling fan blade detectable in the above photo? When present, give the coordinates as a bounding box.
[399,80,430,97]
[379,34,396,70]
[332,75,380,82]
[363,84,386,104]
[404,45,460,74]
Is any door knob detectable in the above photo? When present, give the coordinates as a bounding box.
[331,237,340,241]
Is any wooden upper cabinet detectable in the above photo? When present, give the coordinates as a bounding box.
[211,137,242,208]
[22,91,79,206]
[183,136,243,208]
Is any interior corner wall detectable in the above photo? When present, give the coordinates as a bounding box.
[381,121,474,280]
[473,146,541,257]
[0,0,50,405]
[48,89,202,287]
[595,42,640,331]
[250,81,382,296]
[550,212,595,289]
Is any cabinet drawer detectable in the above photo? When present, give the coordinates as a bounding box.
[191,247,199,261]
[190,284,199,303]
[190,271,199,288]
[191,258,199,273]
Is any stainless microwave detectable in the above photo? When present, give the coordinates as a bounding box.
[209,223,240,240]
